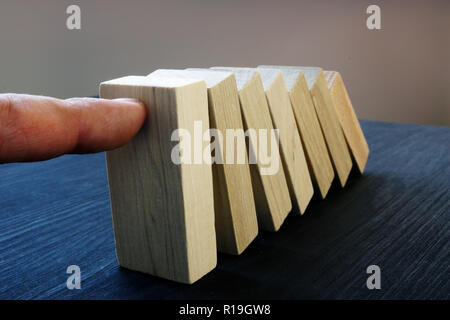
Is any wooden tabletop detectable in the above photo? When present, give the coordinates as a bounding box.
[0,120,448,299]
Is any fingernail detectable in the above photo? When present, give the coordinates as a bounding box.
[114,98,143,105]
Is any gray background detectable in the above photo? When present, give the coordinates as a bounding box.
[0,0,448,126]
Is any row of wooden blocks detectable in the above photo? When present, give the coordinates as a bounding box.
[100,66,369,284]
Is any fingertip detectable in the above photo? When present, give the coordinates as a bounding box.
[113,98,144,105]
[115,98,147,126]
[106,98,147,120]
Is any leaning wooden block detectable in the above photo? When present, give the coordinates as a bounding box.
[99,75,216,284]
[255,68,314,214]
[324,71,369,173]
[212,67,292,232]
[150,68,258,255]
[260,66,352,187]
[258,66,334,199]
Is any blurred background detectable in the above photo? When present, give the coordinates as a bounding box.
[0,0,448,125]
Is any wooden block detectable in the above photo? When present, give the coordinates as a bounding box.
[258,66,334,198]
[256,68,314,214]
[150,69,258,255]
[324,71,369,173]
[212,67,292,231]
[99,75,216,284]
[260,66,352,187]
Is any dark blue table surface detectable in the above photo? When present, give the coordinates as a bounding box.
[0,120,448,300]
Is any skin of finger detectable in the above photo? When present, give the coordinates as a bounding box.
[0,94,146,163]
[65,97,146,153]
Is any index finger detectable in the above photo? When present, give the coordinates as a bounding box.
[0,94,146,163]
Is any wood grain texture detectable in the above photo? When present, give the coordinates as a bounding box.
[324,71,370,173]
[261,66,352,187]
[212,67,292,232]
[150,69,258,255]
[100,75,216,284]
[257,68,313,214]
[259,66,334,199]
[0,120,448,299]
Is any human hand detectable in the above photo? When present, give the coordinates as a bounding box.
[0,94,146,163]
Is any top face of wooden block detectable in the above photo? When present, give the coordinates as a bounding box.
[255,68,283,91]
[210,67,258,91]
[323,70,339,89]
[148,69,234,89]
[100,75,204,89]
[258,65,322,90]
[257,67,302,91]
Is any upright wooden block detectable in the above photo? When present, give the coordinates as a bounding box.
[324,71,369,173]
[150,69,258,255]
[212,67,292,232]
[260,66,352,187]
[99,75,216,284]
[258,66,334,199]
[255,68,314,214]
